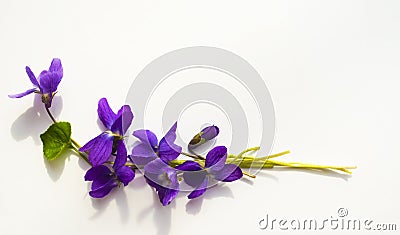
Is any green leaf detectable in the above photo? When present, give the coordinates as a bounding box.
[40,122,72,160]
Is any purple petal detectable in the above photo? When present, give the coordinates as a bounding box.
[116,166,135,186]
[153,185,179,206]
[205,146,227,170]
[188,177,208,199]
[97,98,117,130]
[131,143,157,165]
[38,69,62,94]
[113,140,127,169]
[48,58,63,74]
[25,66,39,87]
[111,105,134,135]
[84,165,112,181]
[89,177,117,198]
[158,122,182,162]
[175,161,203,171]
[8,88,37,98]
[144,167,179,206]
[80,133,114,166]
[132,129,158,148]
[201,125,219,141]
[159,188,179,206]
[213,164,243,182]
[183,170,207,188]
[144,158,169,175]
[176,161,206,187]
[155,171,180,206]
[162,122,178,143]
[158,139,182,162]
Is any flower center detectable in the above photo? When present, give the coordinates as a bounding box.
[158,172,172,187]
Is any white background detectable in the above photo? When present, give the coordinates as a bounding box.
[1,1,400,235]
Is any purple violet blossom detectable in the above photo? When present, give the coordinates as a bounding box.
[189,125,219,145]
[131,122,182,165]
[176,146,243,199]
[144,158,180,206]
[199,125,220,141]
[131,122,182,206]
[85,140,135,198]
[80,98,134,166]
[9,58,63,108]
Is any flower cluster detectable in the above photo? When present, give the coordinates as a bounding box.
[80,99,242,205]
[10,58,356,208]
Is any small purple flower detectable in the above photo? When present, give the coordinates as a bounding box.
[189,125,219,146]
[85,140,135,198]
[9,58,63,108]
[131,122,182,206]
[199,125,220,141]
[80,98,134,166]
[176,146,243,199]
[131,122,182,165]
[144,158,179,206]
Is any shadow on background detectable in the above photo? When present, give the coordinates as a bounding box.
[10,95,63,145]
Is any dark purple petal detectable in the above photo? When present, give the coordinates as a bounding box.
[113,140,127,169]
[144,172,160,189]
[133,129,158,148]
[188,177,208,199]
[8,88,37,98]
[84,165,112,181]
[48,58,63,74]
[176,161,206,187]
[144,158,169,175]
[213,164,243,182]
[158,171,179,206]
[131,143,157,165]
[183,170,207,188]
[175,161,203,171]
[205,146,227,170]
[111,105,134,135]
[38,69,62,94]
[158,122,182,162]
[25,66,39,87]
[155,185,179,206]
[162,122,178,143]
[144,167,179,206]
[201,125,219,141]
[116,166,135,186]
[158,139,182,162]
[80,133,114,166]
[160,188,179,206]
[89,177,118,198]
[97,98,117,130]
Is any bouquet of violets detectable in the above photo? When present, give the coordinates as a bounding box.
[9,58,356,206]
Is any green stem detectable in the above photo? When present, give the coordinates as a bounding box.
[71,146,91,166]
[45,106,57,124]
[44,105,355,174]
[181,151,205,160]
[44,105,90,166]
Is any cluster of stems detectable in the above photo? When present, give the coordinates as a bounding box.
[45,106,356,177]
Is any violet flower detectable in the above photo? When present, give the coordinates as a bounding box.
[85,140,135,198]
[9,58,63,108]
[131,122,182,206]
[189,125,220,145]
[176,146,243,199]
[80,98,134,166]
[131,122,182,165]
[144,158,180,206]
